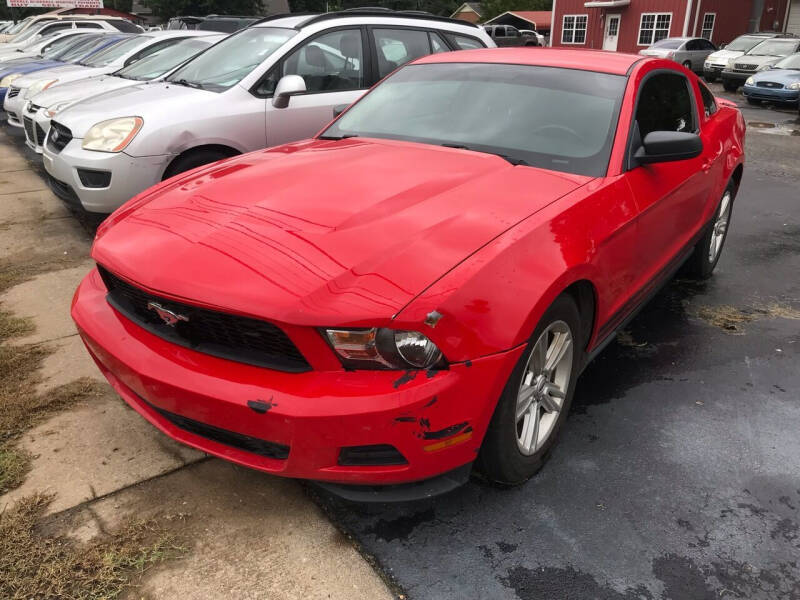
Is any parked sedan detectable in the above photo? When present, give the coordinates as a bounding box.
[0,33,129,107]
[703,32,787,82]
[22,34,225,153]
[722,37,800,91]
[639,37,717,72]
[71,48,744,501]
[0,29,92,63]
[42,11,492,216]
[742,52,800,107]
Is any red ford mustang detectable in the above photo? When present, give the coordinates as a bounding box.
[72,49,745,501]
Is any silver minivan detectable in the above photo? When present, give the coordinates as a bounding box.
[42,10,494,215]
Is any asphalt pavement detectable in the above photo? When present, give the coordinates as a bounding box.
[317,85,800,600]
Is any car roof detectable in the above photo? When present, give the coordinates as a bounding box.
[254,9,480,31]
[414,48,642,76]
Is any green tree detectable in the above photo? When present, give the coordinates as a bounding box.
[143,0,266,20]
[481,0,551,22]
[106,0,135,12]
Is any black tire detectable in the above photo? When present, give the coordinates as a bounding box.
[723,80,739,92]
[477,295,582,485]
[682,60,693,71]
[683,180,736,279]
[162,148,234,181]
[704,73,717,83]
[746,97,761,105]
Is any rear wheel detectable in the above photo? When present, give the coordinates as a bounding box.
[723,80,739,92]
[477,295,582,485]
[683,181,735,279]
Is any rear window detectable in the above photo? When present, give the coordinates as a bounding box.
[652,39,683,49]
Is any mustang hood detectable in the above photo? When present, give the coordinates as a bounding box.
[93,138,590,325]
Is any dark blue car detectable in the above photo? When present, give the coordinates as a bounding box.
[742,53,800,108]
[0,33,131,103]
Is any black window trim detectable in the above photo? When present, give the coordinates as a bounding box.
[250,24,373,99]
[442,31,487,51]
[624,68,700,172]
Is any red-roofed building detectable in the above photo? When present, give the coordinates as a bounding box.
[550,0,793,54]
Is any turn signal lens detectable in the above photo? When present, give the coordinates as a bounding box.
[324,328,444,370]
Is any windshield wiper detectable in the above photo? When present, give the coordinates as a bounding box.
[318,133,359,140]
[441,143,530,166]
[173,78,203,89]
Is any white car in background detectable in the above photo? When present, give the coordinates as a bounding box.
[42,10,494,216]
[702,32,790,82]
[0,29,94,63]
[23,33,225,153]
[9,30,213,107]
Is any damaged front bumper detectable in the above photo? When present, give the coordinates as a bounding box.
[72,267,522,499]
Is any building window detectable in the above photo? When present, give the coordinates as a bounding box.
[638,13,672,46]
[562,14,588,44]
[701,13,716,40]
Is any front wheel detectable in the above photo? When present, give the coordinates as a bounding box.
[477,295,582,485]
[746,97,761,105]
[683,60,693,71]
[683,181,735,279]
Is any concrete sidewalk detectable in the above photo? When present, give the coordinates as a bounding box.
[0,127,394,600]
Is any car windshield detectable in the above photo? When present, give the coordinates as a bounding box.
[11,21,48,43]
[749,39,799,56]
[774,53,800,70]
[5,18,32,35]
[652,39,683,49]
[57,34,109,62]
[322,63,626,177]
[726,35,770,52]
[78,35,146,67]
[116,37,216,80]
[167,27,296,92]
[38,33,84,58]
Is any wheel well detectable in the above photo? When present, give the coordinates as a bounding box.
[562,280,596,350]
[162,144,241,180]
[732,164,743,191]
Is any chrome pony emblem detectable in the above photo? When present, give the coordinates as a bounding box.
[147,302,189,327]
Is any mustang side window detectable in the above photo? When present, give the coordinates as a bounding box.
[699,81,718,118]
[635,72,696,138]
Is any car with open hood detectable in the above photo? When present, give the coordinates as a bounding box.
[71,48,745,501]
[41,9,493,216]
[742,52,800,107]
[22,33,225,153]
[721,36,800,91]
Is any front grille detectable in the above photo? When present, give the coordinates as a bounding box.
[46,120,72,154]
[757,81,783,88]
[23,116,36,145]
[142,395,290,460]
[7,86,20,98]
[98,266,310,372]
[734,63,757,71]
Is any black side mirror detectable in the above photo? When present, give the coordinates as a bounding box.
[332,104,349,118]
[634,131,703,165]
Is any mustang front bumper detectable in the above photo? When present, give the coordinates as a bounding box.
[72,268,522,494]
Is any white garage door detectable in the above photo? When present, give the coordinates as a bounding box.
[788,0,800,35]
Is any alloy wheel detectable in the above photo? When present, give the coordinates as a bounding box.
[515,321,573,456]
[709,190,732,263]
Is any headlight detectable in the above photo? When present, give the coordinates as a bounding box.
[789,82,800,90]
[0,72,22,87]
[44,100,70,118]
[756,64,772,72]
[24,78,57,98]
[745,77,755,86]
[324,328,444,370]
[82,117,143,153]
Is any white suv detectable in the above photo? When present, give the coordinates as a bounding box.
[42,10,494,216]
